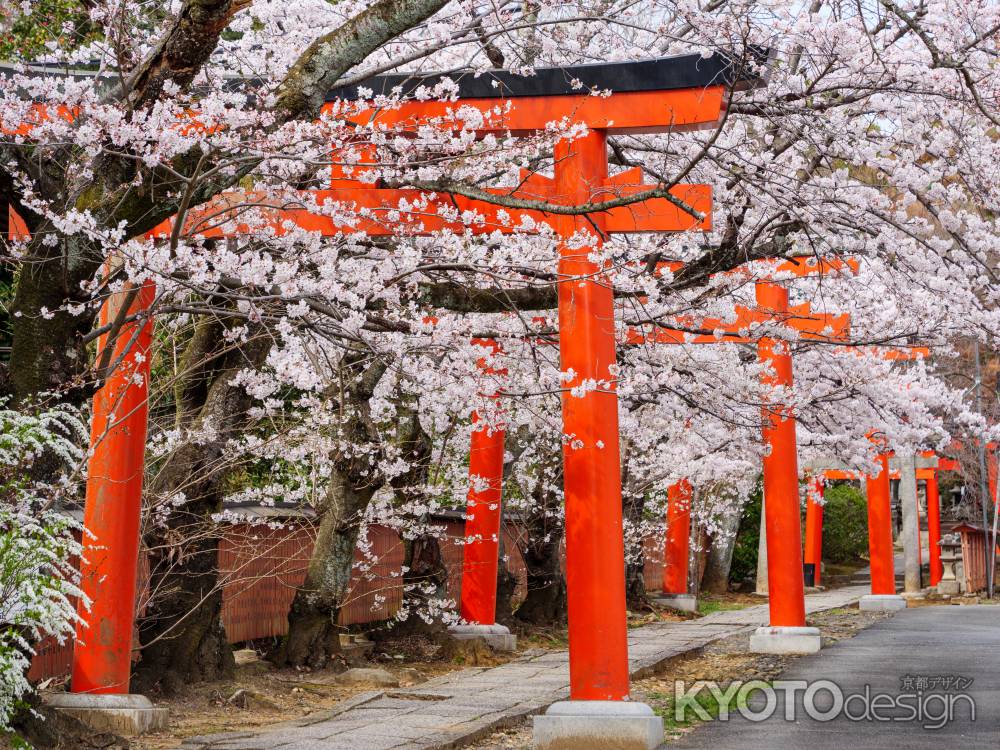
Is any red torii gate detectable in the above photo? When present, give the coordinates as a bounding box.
[814,446,957,594]
[637,271,852,623]
[450,259,852,628]
[639,272,851,651]
[59,52,765,746]
[802,340,957,606]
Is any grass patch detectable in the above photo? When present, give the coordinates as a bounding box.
[516,627,569,650]
[820,607,853,616]
[697,598,752,616]
[647,682,769,732]
[823,559,868,578]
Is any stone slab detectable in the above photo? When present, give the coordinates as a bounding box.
[533,700,664,750]
[749,626,822,654]
[448,623,517,651]
[44,692,168,736]
[859,594,907,611]
[651,593,699,612]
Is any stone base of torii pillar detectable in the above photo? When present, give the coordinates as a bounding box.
[447,623,517,651]
[534,701,664,750]
[749,626,821,655]
[44,694,168,736]
[650,593,699,613]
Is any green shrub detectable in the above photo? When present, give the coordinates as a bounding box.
[819,483,868,564]
[729,483,763,585]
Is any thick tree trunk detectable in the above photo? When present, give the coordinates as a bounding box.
[389,402,451,633]
[514,450,567,627]
[625,557,648,611]
[702,508,742,594]
[396,530,450,633]
[273,470,377,669]
[623,491,649,611]
[8,146,154,406]
[515,505,567,626]
[493,529,518,626]
[8,248,95,403]
[515,531,566,625]
[272,354,388,669]
[133,332,267,694]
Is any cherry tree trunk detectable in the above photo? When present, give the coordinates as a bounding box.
[493,531,519,626]
[623,492,649,610]
[515,507,567,626]
[134,331,268,694]
[274,355,388,668]
[395,531,451,633]
[702,509,742,594]
[275,472,377,669]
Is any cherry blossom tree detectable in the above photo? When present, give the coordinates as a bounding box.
[0,0,998,687]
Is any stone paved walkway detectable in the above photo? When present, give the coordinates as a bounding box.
[180,585,869,750]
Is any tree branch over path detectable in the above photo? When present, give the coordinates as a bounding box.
[4,0,454,403]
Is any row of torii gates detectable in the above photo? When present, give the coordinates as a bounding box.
[24,52,952,746]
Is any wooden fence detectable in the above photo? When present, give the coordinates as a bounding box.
[33,517,671,681]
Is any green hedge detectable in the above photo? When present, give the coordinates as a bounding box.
[729,483,763,584]
[728,480,869,586]
[819,483,868,563]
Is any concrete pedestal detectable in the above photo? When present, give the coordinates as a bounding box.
[749,626,821,655]
[937,580,961,596]
[44,693,168,736]
[651,593,698,613]
[859,594,906,612]
[533,700,664,750]
[447,623,516,651]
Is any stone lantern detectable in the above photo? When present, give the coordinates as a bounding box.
[937,533,962,596]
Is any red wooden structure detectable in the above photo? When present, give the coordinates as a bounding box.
[462,264,851,618]
[72,280,155,694]
[662,480,693,597]
[458,339,507,628]
[40,51,766,712]
[803,477,824,586]
[818,447,956,594]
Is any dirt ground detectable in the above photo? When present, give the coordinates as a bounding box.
[26,587,848,749]
[114,595,754,749]
[466,605,893,749]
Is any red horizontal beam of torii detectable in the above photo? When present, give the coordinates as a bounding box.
[627,300,849,345]
[327,84,732,135]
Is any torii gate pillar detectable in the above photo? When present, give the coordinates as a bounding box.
[554,130,631,700]
[749,281,821,655]
[534,130,663,749]
[926,470,944,586]
[860,450,906,611]
[652,480,697,612]
[451,340,516,651]
[47,280,169,733]
[803,478,824,587]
